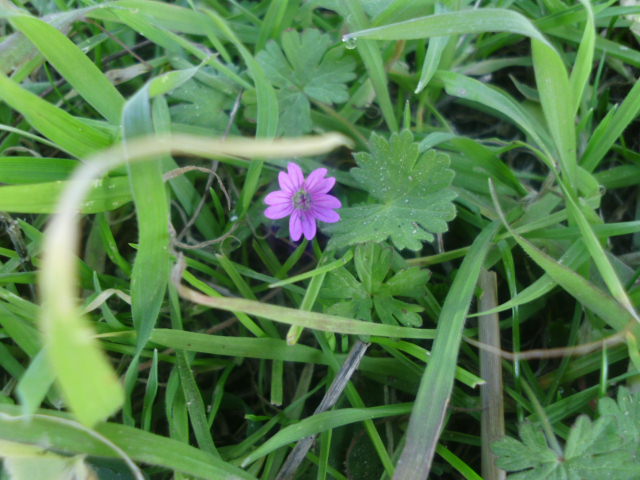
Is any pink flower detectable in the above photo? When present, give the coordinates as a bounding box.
[264,162,341,241]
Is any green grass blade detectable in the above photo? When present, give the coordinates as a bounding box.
[9,14,124,124]
[531,38,576,186]
[568,0,595,115]
[562,186,639,320]
[582,78,640,172]
[123,87,171,353]
[0,405,256,480]
[416,34,448,94]
[491,185,635,331]
[176,350,219,456]
[15,349,54,416]
[0,157,76,184]
[394,222,499,479]
[241,404,411,466]
[0,72,113,158]
[0,177,131,213]
[343,8,551,43]
[436,71,553,155]
[177,281,436,339]
[343,1,399,132]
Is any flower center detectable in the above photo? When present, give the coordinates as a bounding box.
[293,189,312,211]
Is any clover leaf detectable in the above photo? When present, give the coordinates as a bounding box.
[493,388,640,479]
[256,29,355,135]
[325,130,457,251]
[321,243,430,327]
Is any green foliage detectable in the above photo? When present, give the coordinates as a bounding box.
[1,0,640,479]
[493,388,640,479]
[256,29,355,135]
[321,243,430,326]
[326,130,457,250]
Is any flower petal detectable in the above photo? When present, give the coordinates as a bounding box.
[300,212,317,240]
[312,193,341,209]
[289,210,303,241]
[264,190,291,205]
[278,171,295,192]
[312,207,340,223]
[304,168,328,191]
[265,203,293,219]
[311,176,336,194]
[284,162,304,189]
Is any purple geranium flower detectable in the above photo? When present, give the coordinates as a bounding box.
[264,162,341,241]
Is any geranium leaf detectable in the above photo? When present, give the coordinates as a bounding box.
[256,29,355,135]
[326,130,457,250]
[493,388,640,479]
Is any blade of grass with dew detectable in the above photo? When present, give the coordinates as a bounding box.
[8,14,124,124]
[393,221,499,480]
[0,177,131,214]
[123,86,171,354]
[0,72,113,158]
[343,8,551,43]
[343,1,399,132]
[0,405,255,480]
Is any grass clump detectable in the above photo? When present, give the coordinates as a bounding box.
[0,1,640,479]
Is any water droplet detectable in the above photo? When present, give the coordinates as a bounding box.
[343,36,358,50]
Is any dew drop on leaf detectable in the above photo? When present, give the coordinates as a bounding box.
[344,37,358,50]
